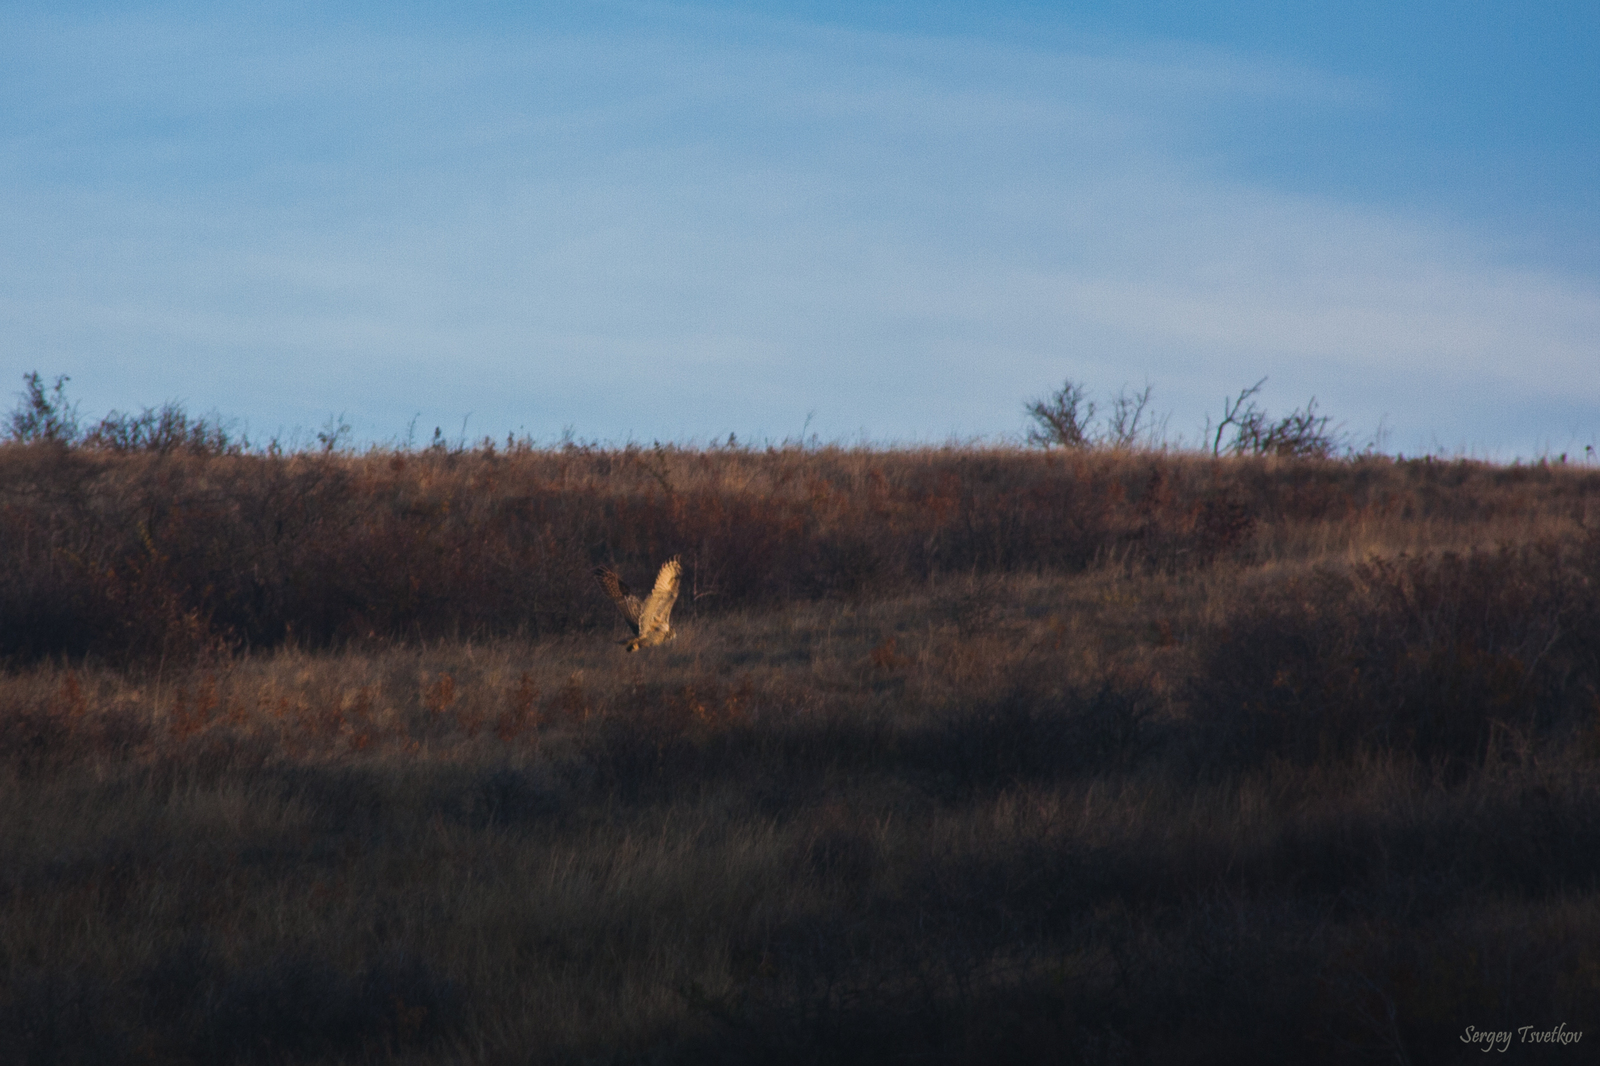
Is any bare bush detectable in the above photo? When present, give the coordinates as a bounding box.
[1026,379,1164,450]
[1208,377,1347,458]
[85,402,239,456]
[6,371,80,444]
[1103,383,1156,449]
[1024,378,1096,448]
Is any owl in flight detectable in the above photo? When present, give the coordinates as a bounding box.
[593,555,682,651]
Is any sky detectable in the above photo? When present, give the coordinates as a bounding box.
[2,1,1596,455]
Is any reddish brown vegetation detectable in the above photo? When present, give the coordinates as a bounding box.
[2,441,1599,1064]
[8,441,1590,664]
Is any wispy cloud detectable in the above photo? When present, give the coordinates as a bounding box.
[0,5,1593,453]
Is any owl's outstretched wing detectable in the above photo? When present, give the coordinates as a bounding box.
[593,566,644,631]
[637,556,681,638]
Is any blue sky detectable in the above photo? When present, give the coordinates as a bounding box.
[2,1,1596,454]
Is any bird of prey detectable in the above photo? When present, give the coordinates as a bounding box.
[593,555,682,651]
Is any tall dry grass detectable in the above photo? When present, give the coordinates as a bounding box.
[2,441,1598,1064]
[2,440,1595,664]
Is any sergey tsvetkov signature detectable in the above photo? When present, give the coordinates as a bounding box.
[1461,1025,1583,1052]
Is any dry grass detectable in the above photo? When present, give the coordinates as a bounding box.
[2,443,1599,1063]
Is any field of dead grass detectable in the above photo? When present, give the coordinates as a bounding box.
[3,442,1599,1064]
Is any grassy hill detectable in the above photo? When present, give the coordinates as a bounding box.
[2,440,1597,1063]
